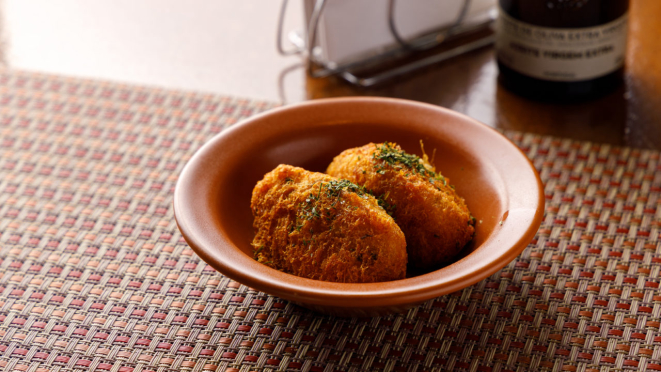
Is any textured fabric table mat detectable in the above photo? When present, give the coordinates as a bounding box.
[0,70,659,372]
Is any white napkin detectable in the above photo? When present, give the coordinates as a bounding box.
[305,0,495,66]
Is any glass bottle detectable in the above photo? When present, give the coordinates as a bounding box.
[496,0,629,101]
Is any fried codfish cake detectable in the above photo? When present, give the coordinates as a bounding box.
[327,142,475,270]
[251,164,407,283]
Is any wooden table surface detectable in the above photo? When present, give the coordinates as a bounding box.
[3,0,660,149]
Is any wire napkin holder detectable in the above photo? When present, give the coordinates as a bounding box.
[277,0,497,87]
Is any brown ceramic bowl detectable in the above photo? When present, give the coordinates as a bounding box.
[174,97,544,316]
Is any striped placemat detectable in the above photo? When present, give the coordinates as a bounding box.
[0,70,659,372]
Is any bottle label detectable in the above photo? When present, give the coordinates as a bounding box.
[496,8,628,82]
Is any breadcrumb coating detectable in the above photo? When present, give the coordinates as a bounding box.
[327,142,475,270]
[251,164,407,283]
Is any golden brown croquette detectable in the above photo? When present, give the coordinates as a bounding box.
[251,164,407,283]
[326,142,475,270]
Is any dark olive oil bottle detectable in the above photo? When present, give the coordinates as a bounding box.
[496,0,629,101]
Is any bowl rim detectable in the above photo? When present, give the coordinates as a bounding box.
[173,97,544,308]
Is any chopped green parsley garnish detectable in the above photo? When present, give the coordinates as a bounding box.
[373,142,446,186]
[296,179,391,223]
[298,179,367,222]
[253,245,265,259]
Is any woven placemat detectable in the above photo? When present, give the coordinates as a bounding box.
[0,70,659,372]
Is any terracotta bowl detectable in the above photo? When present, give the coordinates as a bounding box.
[174,97,544,316]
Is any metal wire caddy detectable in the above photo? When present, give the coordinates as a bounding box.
[277,0,497,87]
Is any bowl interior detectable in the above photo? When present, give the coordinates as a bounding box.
[219,123,503,266]
[174,97,543,310]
